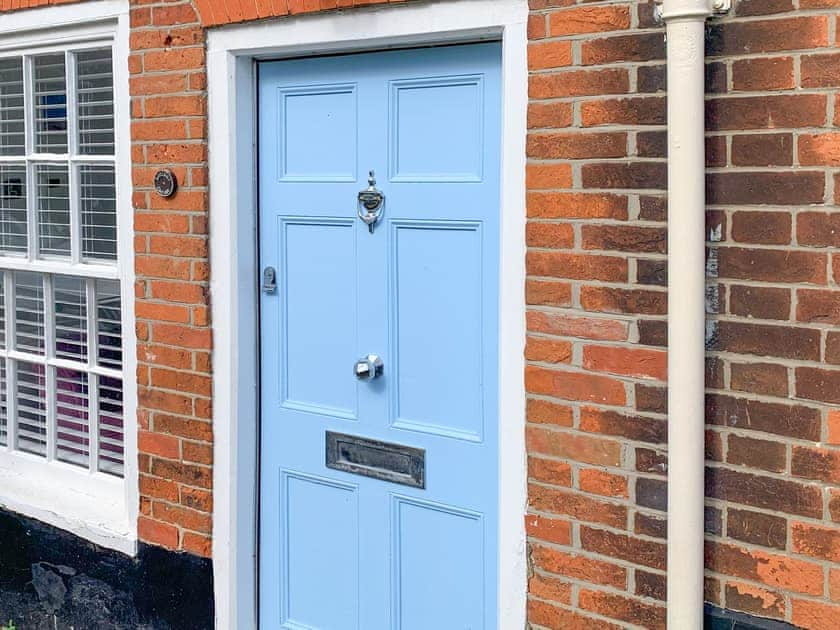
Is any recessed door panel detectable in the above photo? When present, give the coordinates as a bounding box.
[281,472,359,629]
[279,85,357,181]
[259,43,501,630]
[391,496,484,630]
[280,218,357,418]
[391,220,484,441]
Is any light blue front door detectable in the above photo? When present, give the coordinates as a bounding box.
[258,43,502,630]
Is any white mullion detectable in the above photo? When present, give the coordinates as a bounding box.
[65,50,78,157]
[6,271,17,451]
[26,161,38,261]
[22,55,33,157]
[69,163,81,264]
[86,277,98,472]
[43,274,55,461]
[1,271,11,452]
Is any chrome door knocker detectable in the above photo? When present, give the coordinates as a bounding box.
[357,170,384,233]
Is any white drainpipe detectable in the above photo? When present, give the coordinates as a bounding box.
[656,0,731,627]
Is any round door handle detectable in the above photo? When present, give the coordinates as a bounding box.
[354,354,384,381]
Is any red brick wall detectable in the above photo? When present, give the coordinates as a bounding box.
[526,1,840,628]
[3,0,840,627]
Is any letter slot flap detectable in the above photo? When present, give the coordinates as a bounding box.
[326,431,425,489]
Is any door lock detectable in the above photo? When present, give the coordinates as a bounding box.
[354,354,384,381]
[262,266,277,294]
[357,170,384,234]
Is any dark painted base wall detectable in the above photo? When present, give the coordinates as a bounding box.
[705,604,799,630]
[0,508,213,630]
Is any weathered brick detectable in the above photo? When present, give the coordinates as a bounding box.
[706,467,822,518]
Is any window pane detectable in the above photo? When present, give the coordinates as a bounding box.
[36,163,70,258]
[55,368,89,468]
[0,57,25,156]
[16,360,47,457]
[15,271,44,355]
[77,49,114,155]
[0,163,28,254]
[33,54,68,154]
[96,279,121,369]
[54,275,87,362]
[80,165,116,261]
[98,375,123,476]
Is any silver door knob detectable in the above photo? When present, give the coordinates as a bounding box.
[354,354,383,381]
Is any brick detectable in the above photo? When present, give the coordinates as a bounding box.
[705,17,829,57]
[578,469,627,498]
[798,212,840,248]
[581,225,665,254]
[529,483,626,528]
[530,544,626,589]
[828,332,840,365]
[528,599,622,630]
[636,477,666,511]
[144,95,206,118]
[579,589,665,629]
[728,285,790,320]
[530,68,629,99]
[548,5,631,37]
[527,311,628,341]
[138,517,178,550]
[636,570,666,601]
[791,600,840,629]
[796,368,840,404]
[526,514,572,546]
[800,133,840,168]
[528,574,571,606]
[792,522,840,562]
[707,172,825,205]
[181,532,212,557]
[525,280,572,307]
[527,398,573,426]
[581,286,666,315]
[139,475,179,503]
[583,345,666,381]
[635,513,666,539]
[580,526,666,570]
[638,65,665,93]
[706,95,826,131]
[525,336,572,363]
[705,541,823,595]
[527,251,627,281]
[637,259,666,287]
[732,211,791,245]
[181,486,213,512]
[797,289,840,325]
[581,33,664,66]
[729,362,788,397]
[724,582,785,620]
[526,223,574,249]
[138,431,180,459]
[731,134,793,167]
[526,163,573,189]
[527,14,546,40]
[636,448,667,475]
[706,394,820,441]
[735,0,794,15]
[706,507,724,537]
[528,40,572,70]
[527,132,627,159]
[579,407,666,445]
[142,47,205,73]
[705,467,822,518]
[152,502,211,534]
[801,52,840,88]
[529,456,572,486]
[636,385,666,415]
[717,248,827,284]
[526,425,622,466]
[581,97,665,127]
[726,434,786,473]
[638,131,666,158]
[792,446,840,484]
[732,57,795,91]
[528,101,573,129]
[151,458,211,489]
[527,191,628,219]
[582,162,667,191]
[637,318,665,347]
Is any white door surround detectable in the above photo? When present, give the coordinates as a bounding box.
[207,1,529,627]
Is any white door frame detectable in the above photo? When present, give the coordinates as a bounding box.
[207,1,528,627]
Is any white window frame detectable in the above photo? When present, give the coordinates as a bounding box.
[0,0,136,554]
[207,0,528,627]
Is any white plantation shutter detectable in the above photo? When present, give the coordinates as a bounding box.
[0,44,124,478]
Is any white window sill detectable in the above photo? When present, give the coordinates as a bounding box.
[0,451,135,555]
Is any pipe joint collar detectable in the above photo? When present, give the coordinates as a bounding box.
[655,0,731,21]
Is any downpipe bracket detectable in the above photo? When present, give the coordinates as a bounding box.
[654,0,732,23]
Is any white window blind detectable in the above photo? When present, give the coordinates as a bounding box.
[0,45,123,477]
